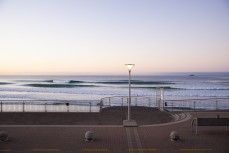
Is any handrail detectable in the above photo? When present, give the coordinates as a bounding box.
[1,97,229,112]
[0,100,100,113]
[164,97,229,111]
[101,96,229,111]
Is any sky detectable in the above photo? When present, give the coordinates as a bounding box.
[0,0,229,75]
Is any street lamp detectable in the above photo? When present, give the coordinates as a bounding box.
[123,64,137,127]
[125,64,134,121]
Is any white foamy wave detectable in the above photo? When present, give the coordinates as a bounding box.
[0,74,229,100]
[52,80,69,83]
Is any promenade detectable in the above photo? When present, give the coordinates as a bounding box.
[0,107,228,153]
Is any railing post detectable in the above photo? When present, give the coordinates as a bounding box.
[29,103,31,112]
[45,103,47,112]
[228,98,229,109]
[23,102,25,112]
[135,98,137,106]
[183,101,185,110]
[216,99,218,110]
[13,102,16,112]
[194,101,196,111]
[122,98,123,106]
[148,98,151,107]
[1,101,2,112]
[109,98,111,106]
[90,102,91,112]
[172,102,173,111]
[100,100,103,112]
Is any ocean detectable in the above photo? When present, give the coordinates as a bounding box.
[0,73,229,101]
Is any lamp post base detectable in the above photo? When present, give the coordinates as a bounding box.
[123,120,138,127]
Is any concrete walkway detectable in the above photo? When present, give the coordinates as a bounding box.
[0,107,173,125]
[0,107,229,153]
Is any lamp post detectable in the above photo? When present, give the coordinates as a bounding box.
[125,64,134,121]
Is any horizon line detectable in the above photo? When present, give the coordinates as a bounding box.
[1,72,229,76]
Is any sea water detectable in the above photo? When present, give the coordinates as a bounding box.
[0,73,228,101]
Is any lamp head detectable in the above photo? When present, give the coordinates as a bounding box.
[125,64,135,70]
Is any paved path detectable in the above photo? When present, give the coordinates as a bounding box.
[0,107,173,125]
[0,108,229,153]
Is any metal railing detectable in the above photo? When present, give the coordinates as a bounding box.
[0,100,100,112]
[163,97,229,111]
[101,96,157,108]
[1,97,229,112]
[101,96,229,111]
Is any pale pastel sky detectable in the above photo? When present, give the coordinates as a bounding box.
[0,0,229,75]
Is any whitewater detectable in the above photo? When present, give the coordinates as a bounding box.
[0,73,228,101]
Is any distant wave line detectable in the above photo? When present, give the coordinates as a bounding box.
[132,86,182,90]
[21,84,229,90]
[94,80,175,85]
[133,86,229,90]
[0,82,13,85]
[12,79,176,85]
[15,80,53,83]
[24,84,96,88]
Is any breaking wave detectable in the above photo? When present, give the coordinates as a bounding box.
[95,80,174,85]
[0,82,13,85]
[25,84,96,88]
[133,86,182,90]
